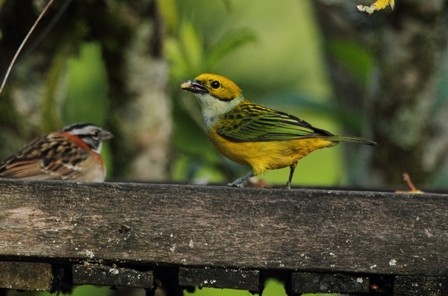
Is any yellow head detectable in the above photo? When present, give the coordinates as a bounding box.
[181,73,244,130]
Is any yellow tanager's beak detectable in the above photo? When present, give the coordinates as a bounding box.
[180,80,208,94]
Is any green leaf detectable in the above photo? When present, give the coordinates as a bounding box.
[206,28,257,69]
[63,42,109,126]
[179,21,204,74]
[165,37,190,81]
[41,43,69,132]
[156,0,179,33]
[328,39,374,86]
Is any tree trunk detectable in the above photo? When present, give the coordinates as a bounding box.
[0,0,171,181]
[313,0,448,188]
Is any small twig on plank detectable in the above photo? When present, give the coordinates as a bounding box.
[396,173,423,194]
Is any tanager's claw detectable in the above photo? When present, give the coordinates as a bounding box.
[228,172,254,188]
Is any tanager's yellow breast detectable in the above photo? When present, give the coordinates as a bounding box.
[209,129,336,175]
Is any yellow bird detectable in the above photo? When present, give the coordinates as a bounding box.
[181,73,376,188]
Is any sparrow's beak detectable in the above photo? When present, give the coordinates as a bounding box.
[99,129,114,141]
[180,80,208,94]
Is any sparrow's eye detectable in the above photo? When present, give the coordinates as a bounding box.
[91,130,100,140]
[210,80,221,89]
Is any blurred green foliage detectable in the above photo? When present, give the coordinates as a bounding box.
[162,0,258,184]
[9,285,110,296]
[64,42,109,126]
[184,278,287,296]
[328,39,374,87]
[163,0,357,187]
[40,41,109,128]
[3,0,387,295]
[166,21,257,82]
[427,67,448,187]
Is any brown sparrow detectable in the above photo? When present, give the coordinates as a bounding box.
[0,123,113,182]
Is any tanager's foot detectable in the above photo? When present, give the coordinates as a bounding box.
[228,172,254,188]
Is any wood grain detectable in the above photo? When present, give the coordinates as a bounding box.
[72,264,153,288]
[394,276,448,296]
[291,272,370,294]
[0,262,52,290]
[0,179,447,277]
[178,267,259,291]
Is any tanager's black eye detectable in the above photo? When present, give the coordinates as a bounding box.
[210,80,221,89]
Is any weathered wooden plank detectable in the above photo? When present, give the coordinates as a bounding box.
[0,179,447,276]
[72,264,153,288]
[178,267,259,291]
[290,272,370,294]
[0,261,53,291]
[394,276,448,296]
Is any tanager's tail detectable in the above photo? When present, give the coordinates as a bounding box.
[330,135,377,146]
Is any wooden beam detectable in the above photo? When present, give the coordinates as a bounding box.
[179,267,259,291]
[393,276,448,296]
[72,264,153,288]
[0,262,52,291]
[0,179,447,276]
[290,272,370,294]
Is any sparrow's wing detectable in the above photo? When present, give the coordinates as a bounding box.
[216,101,334,142]
[0,134,90,180]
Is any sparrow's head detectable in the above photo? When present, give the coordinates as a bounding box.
[63,123,113,153]
[181,73,244,129]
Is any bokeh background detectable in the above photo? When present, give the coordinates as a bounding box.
[1,0,448,295]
